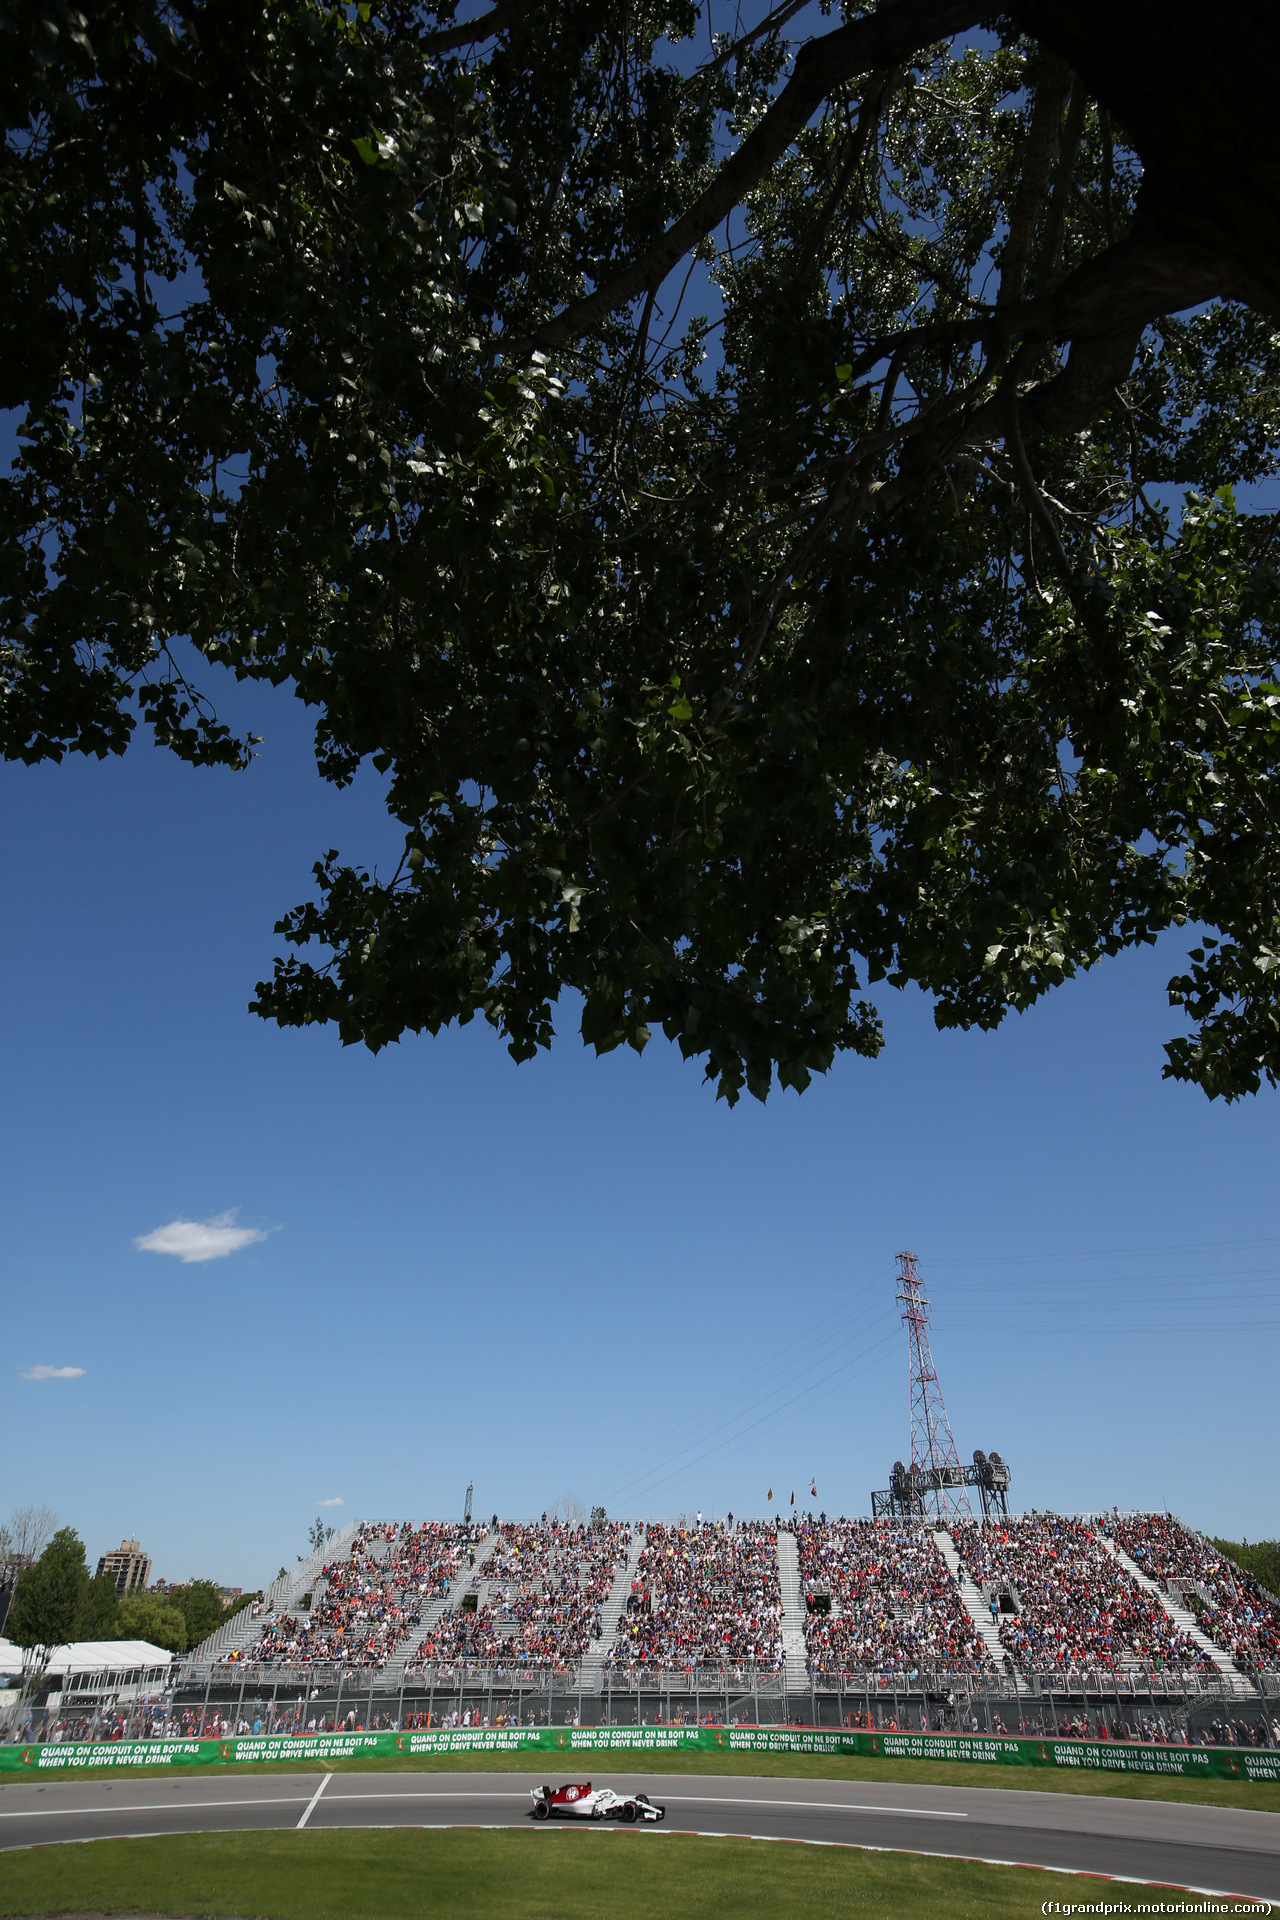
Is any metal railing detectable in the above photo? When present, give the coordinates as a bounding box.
[9,1658,1280,1749]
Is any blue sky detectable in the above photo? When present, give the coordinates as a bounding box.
[2,665,1276,1591]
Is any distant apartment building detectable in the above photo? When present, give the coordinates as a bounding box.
[97,1539,151,1596]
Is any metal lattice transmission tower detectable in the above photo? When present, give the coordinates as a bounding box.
[896,1251,973,1523]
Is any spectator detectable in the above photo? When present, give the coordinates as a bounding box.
[605,1521,784,1674]
[1106,1513,1280,1673]
[952,1516,1211,1675]
[798,1518,993,1676]
[226,1520,488,1670]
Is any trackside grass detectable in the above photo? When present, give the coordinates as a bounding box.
[0,1828,1191,1919]
[1,1747,1276,1814]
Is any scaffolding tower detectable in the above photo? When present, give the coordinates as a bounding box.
[894,1250,973,1523]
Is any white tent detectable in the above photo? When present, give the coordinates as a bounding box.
[0,1636,173,1694]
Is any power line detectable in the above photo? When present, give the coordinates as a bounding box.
[598,1295,896,1507]
[928,1237,1280,1267]
[601,1325,902,1512]
[595,1275,890,1504]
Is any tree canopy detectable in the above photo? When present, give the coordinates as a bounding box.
[77,1569,122,1639]
[116,1591,189,1652]
[4,0,1279,1101]
[6,1528,91,1658]
[171,1576,229,1649]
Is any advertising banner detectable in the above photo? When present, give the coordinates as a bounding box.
[2,1724,1277,1781]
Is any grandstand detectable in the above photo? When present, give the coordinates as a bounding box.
[1104,1513,1280,1674]
[950,1516,1214,1674]
[176,1511,1280,1693]
[5,1511,1277,1753]
[231,1522,489,1670]
[405,1519,634,1674]
[604,1521,783,1676]
[797,1518,992,1676]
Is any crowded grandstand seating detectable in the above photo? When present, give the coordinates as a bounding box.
[1105,1513,1280,1672]
[408,1519,633,1673]
[224,1521,487,1669]
[796,1518,993,1674]
[952,1516,1213,1672]
[209,1511,1261,1681]
[605,1520,783,1672]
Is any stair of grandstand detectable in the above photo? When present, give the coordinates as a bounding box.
[1099,1534,1254,1696]
[385,1531,501,1675]
[184,1516,364,1670]
[775,1527,809,1689]
[578,1525,647,1688]
[934,1528,1007,1666]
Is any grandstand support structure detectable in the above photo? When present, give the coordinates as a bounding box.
[896,1251,973,1523]
[1099,1533,1255,1699]
[580,1525,647,1690]
[775,1528,809,1690]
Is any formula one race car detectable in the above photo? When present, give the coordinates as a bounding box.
[530,1782,666,1823]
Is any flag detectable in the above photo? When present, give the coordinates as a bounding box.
[790,1490,795,1505]
[810,1483,817,1497]
[767,1488,773,1502]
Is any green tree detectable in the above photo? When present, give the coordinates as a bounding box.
[4,2,1280,1103]
[76,1571,121,1641]
[115,1593,189,1654]
[303,1520,336,1559]
[170,1578,229,1651]
[6,1528,90,1702]
[1212,1538,1280,1602]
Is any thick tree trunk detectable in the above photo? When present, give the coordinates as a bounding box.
[1006,0,1280,313]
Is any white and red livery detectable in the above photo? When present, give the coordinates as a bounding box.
[530,1782,665,1823]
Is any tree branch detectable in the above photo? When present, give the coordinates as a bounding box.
[1002,382,1075,587]
[1036,77,1089,293]
[512,0,981,356]
[790,68,896,284]
[420,1,531,54]
[699,0,814,80]
[997,55,1071,308]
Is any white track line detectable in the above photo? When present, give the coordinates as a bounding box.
[295,1774,332,1830]
[665,1795,966,1818]
[0,1796,309,1819]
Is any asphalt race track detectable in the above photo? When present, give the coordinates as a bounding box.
[1,1770,1278,1901]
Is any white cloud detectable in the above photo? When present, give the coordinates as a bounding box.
[317,1497,345,1508]
[22,1365,85,1381]
[135,1211,269,1264]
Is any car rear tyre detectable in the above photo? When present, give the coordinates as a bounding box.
[533,1800,549,1821]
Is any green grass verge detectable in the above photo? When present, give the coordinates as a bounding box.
[2,1746,1276,1813]
[0,1828,1181,1919]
